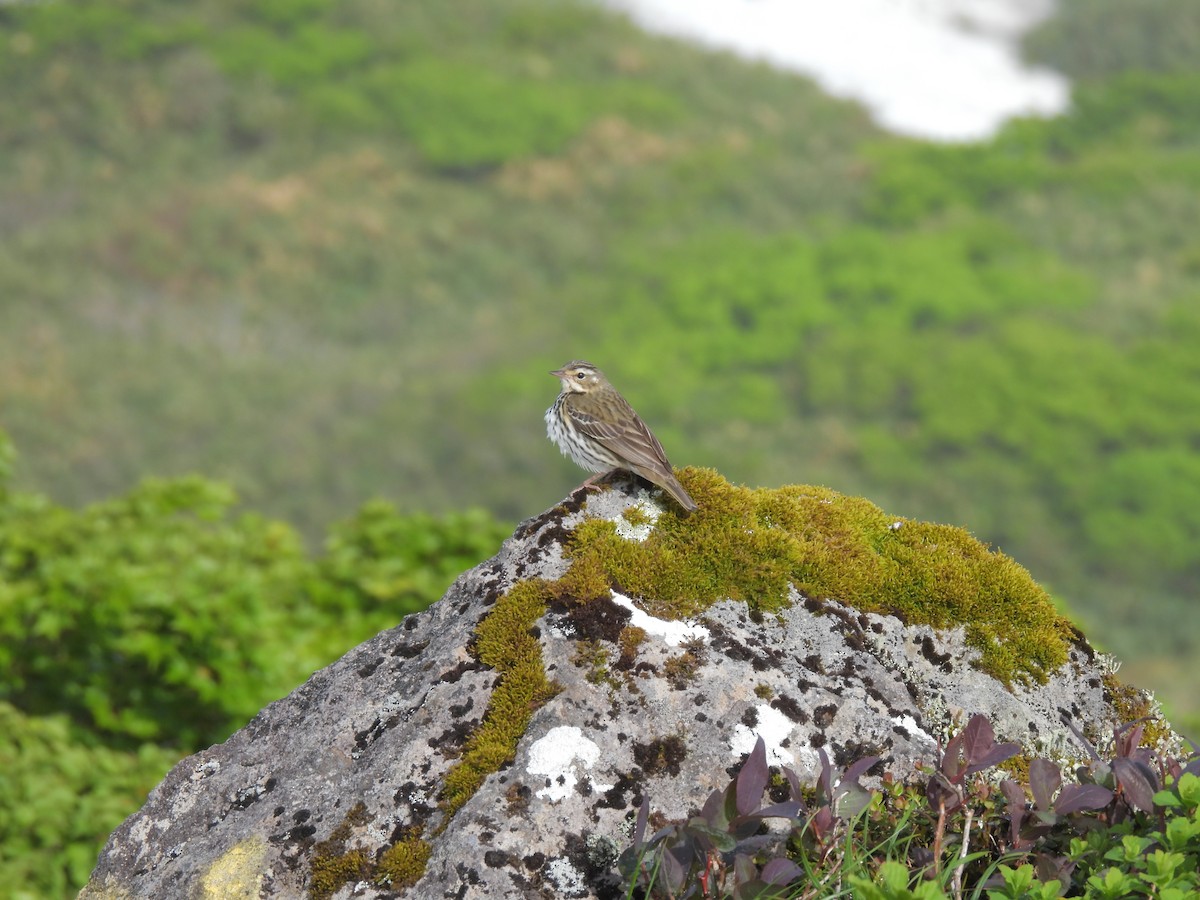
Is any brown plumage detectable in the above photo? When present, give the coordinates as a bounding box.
[545,361,699,513]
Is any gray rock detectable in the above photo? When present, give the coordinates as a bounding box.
[83,478,1172,899]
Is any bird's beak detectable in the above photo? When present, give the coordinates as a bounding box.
[550,368,566,378]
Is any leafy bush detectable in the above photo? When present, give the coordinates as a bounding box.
[303,500,511,662]
[0,476,308,749]
[0,448,510,750]
[0,703,176,900]
[362,59,598,170]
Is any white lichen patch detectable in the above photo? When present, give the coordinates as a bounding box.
[611,497,661,542]
[730,704,794,766]
[891,714,936,748]
[546,856,589,896]
[527,726,614,802]
[192,760,220,781]
[610,591,710,646]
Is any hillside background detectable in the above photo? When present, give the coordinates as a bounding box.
[1,0,1199,895]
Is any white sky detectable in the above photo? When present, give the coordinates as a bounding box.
[598,0,1069,141]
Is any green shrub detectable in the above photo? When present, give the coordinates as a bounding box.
[1024,0,1200,81]
[363,59,595,169]
[0,476,308,749]
[0,703,177,900]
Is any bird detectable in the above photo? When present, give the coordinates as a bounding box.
[545,360,699,513]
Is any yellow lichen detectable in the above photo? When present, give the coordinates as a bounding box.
[201,837,267,899]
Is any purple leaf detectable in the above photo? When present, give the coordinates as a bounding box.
[701,785,725,825]
[1001,779,1028,846]
[733,853,757,885]
[817,748,834,800]
[1034,852,1075,886]
[782,766,807,809]
[1114,721,1145,759]
[761,857,804,885]
[962,714,995,762]
[840,755,881,787]
[941,732,966,778]
[1029,758,1061,810]
[1053,783,1114,815]
[809,806,833,839]
[736,737,770,817]
[754,801,805,820]
[632,796,649,848]
[966,742,1021,775]
[926,771,960,811]
[1112,757,1156,812]
[661,847,688,892]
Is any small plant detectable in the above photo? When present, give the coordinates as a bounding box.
[620,714,1200,899]
[618,737,876,897]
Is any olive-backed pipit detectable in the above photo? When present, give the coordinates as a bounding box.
[545,360,699,513]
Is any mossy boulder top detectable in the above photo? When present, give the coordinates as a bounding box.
[84,472,1175,900]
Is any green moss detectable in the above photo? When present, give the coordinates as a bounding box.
[622,504,653,527]
[662,642,706,689]
[439,579,560,819]
[572,639,616,687]
[1102,673,1176,749]
[617,625,647,669]
[754,683,775,700]
[377,833,431,891]
[568,468,1073,687]
[307,802,372,900]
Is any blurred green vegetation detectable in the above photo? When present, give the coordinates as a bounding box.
[2,0,1200,892]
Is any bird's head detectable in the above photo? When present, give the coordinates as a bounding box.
[551,361,605,394]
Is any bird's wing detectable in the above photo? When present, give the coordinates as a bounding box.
[565,401,675,481]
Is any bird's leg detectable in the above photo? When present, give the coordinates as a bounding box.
[572,469,619,495]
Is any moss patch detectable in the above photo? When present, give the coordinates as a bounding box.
[377,832,432,891]
[616,625,647,671]
[568,468,1074,687]
[1102,673,1175,749]
[439,578,561,818]
[308,802,372,900]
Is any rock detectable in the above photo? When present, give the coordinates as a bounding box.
[83,471,1174,899]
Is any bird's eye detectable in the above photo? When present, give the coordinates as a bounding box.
[576,372,585,379]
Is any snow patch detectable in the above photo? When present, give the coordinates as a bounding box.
[598,0,1068,141]
[610,591,710,646]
